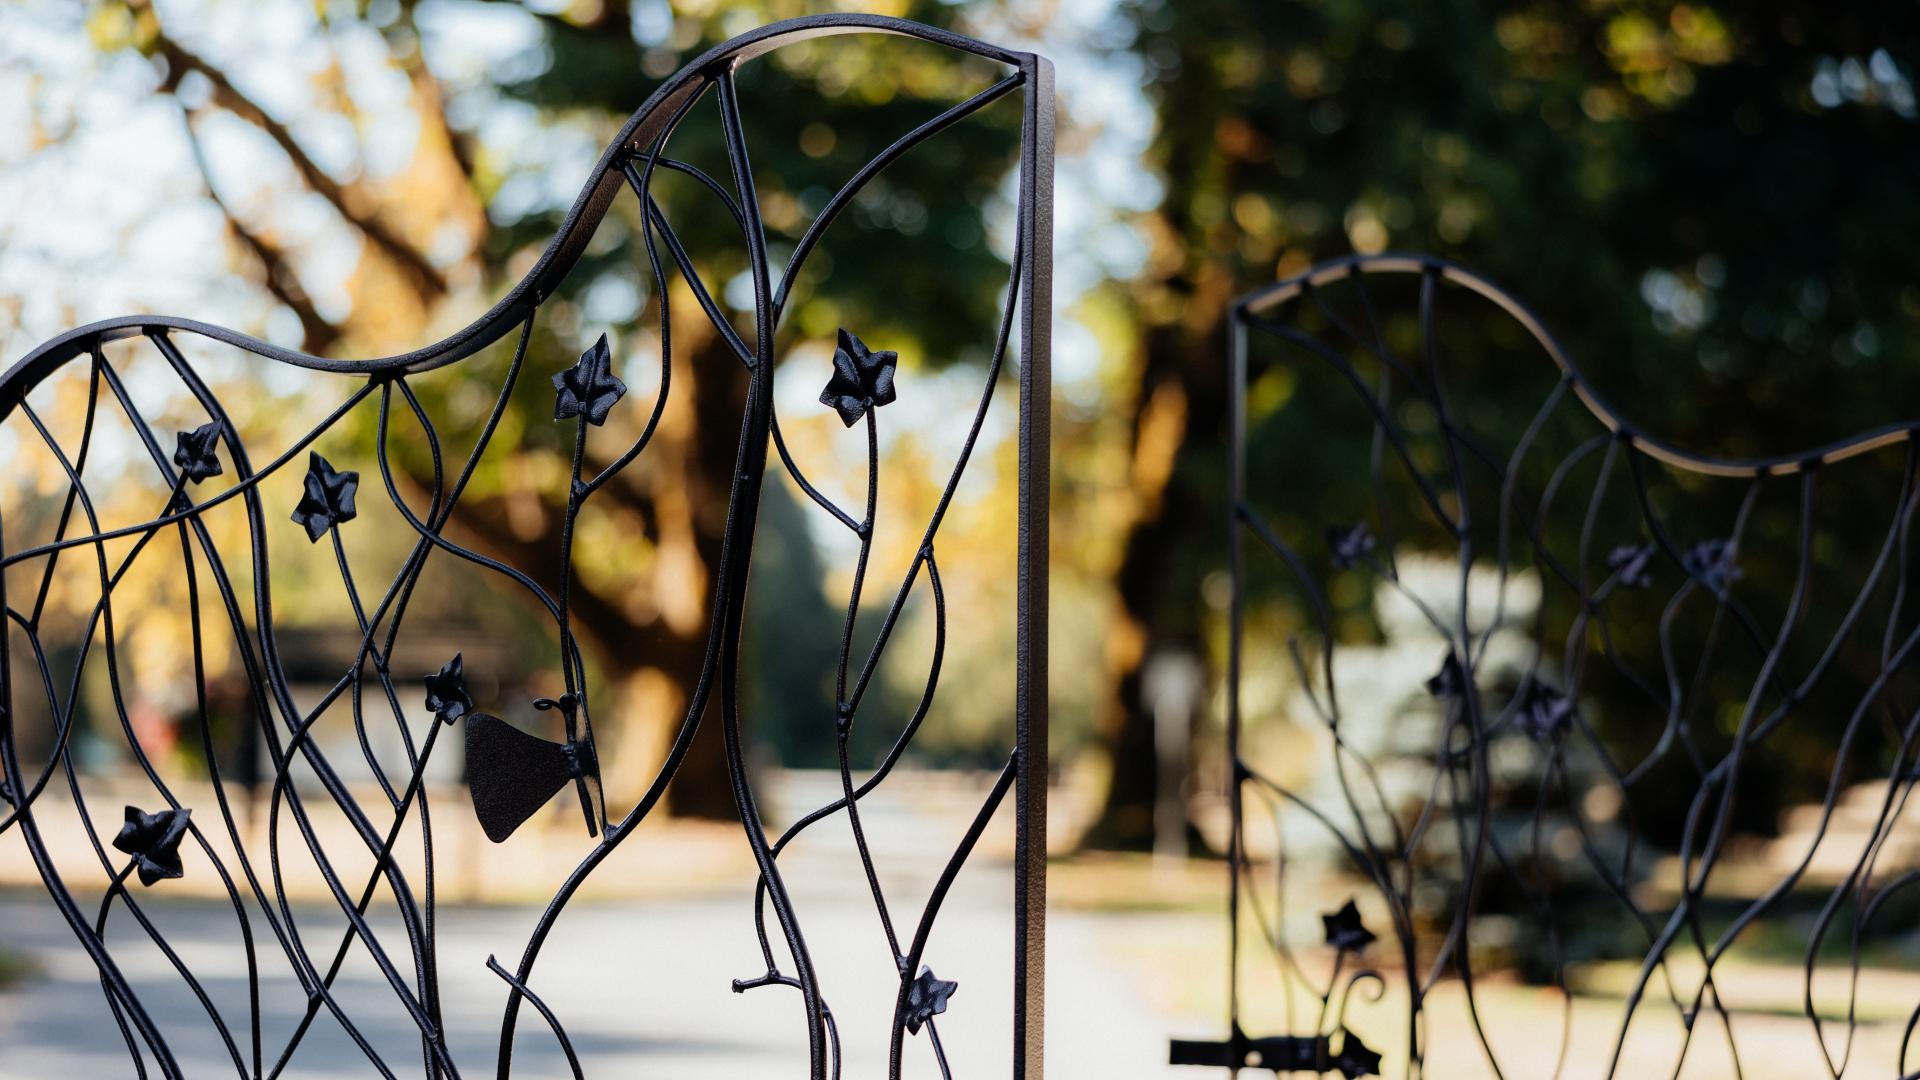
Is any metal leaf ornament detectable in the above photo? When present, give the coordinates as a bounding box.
[290,452,359,542]
[113,805,191,887]
[424,654,474,724]
[463,694,600,843]
[1321,898,1376,953]
[553,333,627,425]
[172,422,223,484]
[904,965,958,1034]
[1606,543,1656,588]
[1516,680,1575,741]
[819,328,898,427]
[1326,523,1375,570]
[1333,1030,1383,1079]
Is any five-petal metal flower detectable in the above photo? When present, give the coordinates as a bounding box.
[1683,539,1740,594]
[1320,898,1376,953]
[903,965,958,1034]
[172,422,223,484]
[1516,680,1575,741]
[1426,652,1467,700]
[819,328,898,427]
[425,654,474,724]
[1606,543,1656,588]
[291,452,359,542]
[1334,1030,1383,1078]
[1326,523,1376,570]
[113,805,192,887]
[553,333,627,426]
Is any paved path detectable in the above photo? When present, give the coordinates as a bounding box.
[0,888,1201,1078]
[0,771,1205,1077]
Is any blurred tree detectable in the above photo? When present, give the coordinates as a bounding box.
[1092,0,1920,846]
[78,0,1024,817]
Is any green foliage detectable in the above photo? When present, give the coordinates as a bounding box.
[1126,0,1920,444]
[489,2,1021,360]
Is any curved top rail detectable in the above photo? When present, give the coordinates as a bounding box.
[0,13,1032,418]
[1234,251,1920,480]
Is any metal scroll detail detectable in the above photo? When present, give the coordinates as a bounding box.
[1191,253,1920,1076]
[0,15,1051,1079]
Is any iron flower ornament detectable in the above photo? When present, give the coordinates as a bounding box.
[1326,523,1375,570]
[424,654,474,724]
[1320,898,1376,953]
[1516,680,1575,741]
[1606,543,1656,588]
[291,452,359,542]
[1426,652,1467,700]
[904,965,958,1034]
[113,805,192,887]
[553,333,627,426]
[1333,1030,1383,1078]
[819,328,898,427]
[172,422,223,484]
[1683,538,1740,594]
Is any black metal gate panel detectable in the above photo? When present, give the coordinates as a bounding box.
[0,15,1050,1079]
[1190,253,1920,1077]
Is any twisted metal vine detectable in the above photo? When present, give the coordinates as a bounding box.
[0,15,1052,1079]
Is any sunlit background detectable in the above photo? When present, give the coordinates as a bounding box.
[1,1,1917,1077]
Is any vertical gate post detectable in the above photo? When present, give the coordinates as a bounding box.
[1014,49,1055,1080]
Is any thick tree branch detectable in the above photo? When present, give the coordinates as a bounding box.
[177,108,341,356]
[149,25,449,300]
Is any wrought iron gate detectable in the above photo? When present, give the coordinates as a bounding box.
[0,15,1050,1078]
[1183,253,1920,1077]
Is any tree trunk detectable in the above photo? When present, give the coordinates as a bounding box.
[1085,57,1250,846]
[661,332,752,820]
[1086,305,1233,848]
[435,330,748,820]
